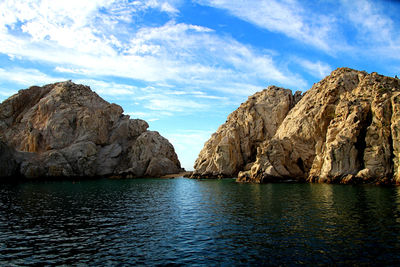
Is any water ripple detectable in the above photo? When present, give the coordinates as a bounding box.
[1,179,400,265]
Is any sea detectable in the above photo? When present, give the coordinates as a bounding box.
[1,177,400,265]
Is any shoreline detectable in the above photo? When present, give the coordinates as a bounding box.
[159,171,193,179]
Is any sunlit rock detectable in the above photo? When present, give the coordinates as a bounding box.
[194,68,400,184]
[192,86,302,178]
[0,81,182,179]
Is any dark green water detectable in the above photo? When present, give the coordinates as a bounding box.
[1,178,400,265]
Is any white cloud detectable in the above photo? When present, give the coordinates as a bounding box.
[54,67,91,75]
[0,1,306,98]
[141,94,209,112]
[194,94,228,100]
[0,67,136,98]
[159,2,180,14]
[196,0,400,61]
[127,110,173,122]
[166,90,187,95]
[134,0,181,15]
[341,0,392,43]
[294,58,332,79]
[340,0,400,58]
[127,111,148,118]
[196,0,337,52]
[0,88,17,97]
[74,79,137,96]
[0,0,180,57]
[0,67,65,102]
[0,67,64,86]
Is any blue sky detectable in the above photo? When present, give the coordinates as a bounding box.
[0,0,400,170]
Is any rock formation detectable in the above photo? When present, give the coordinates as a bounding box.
[192,86,302,178]
[194,68,400,185]
[0,81,182,179]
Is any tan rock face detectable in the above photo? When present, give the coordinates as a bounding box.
[194,68,400,184]
[128,131,182,177]
[391,93,400,184]
[192,86,302,178]
[245,69,400,184]
[0,81,182,179]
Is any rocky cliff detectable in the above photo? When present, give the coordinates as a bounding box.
[194,68,400,185]
[0,81,182,179]
[192,86,302,178]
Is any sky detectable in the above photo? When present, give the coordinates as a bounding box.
[0,0,400,170]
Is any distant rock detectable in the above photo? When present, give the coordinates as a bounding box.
[0,81,182,180]
[194,68,400,185]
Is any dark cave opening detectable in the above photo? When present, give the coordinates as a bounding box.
[355,109,373,169]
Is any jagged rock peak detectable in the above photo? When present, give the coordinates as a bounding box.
[192,86,302,178]
[0,81,183,180]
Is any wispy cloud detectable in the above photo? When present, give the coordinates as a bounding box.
[0,67,64,86]
[196,0,400,62]
[55,67,91,75]
[193,94,228,101]
[0,67,65,102]
[141,93,209,112]
[127,110,173,123]
[341,0,393,43]
[74,79,137,96]
[196,0,338,52]
[0,88,17,97]
[339,0,400,58]
[294,58,332,79]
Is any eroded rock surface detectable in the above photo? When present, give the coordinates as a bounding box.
[194,68,400,184]
[192,86,302,178]
[0,81,182,179]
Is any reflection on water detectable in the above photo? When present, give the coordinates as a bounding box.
[1,178,400,265]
